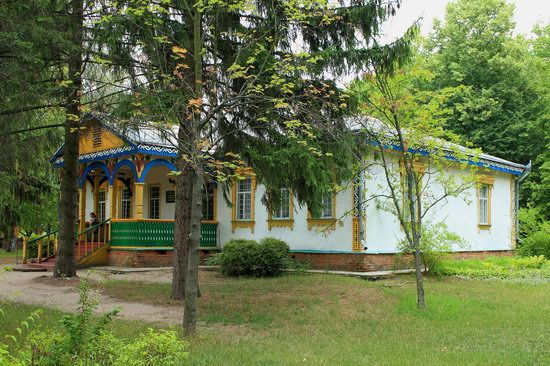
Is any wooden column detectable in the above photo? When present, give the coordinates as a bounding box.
[93,175,100,214]
[109,183,117,219]
[134,182,144,219]
[79,187,86,232]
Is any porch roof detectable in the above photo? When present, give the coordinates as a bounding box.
[50,114,178,167]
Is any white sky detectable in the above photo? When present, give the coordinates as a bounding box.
[380,0,550,42]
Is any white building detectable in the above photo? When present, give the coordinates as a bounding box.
[51,115,529,270]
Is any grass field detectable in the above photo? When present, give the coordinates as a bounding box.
[0,249,17,259]
[3,272,550,365]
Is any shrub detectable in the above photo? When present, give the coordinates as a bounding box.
[396,222,466,275]
[436,255,550,283]
[517,223,550,259]
[204,252,223,266]
[0,280,189,366]
[220,238,290,277]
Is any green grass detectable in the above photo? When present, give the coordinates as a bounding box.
[5,272,550,365]
[0,249,17,259]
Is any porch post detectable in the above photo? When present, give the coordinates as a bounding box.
[134,182,144,219]
[79,187,86,232]
[109,183,117,219]
[93,175,100,214]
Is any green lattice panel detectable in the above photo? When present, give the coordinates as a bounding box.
[110,221,217,248]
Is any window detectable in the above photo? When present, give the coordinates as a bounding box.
[320,191,334,219]
[237,178,253,220]
[149,186,160,219]
[231,175,256,233]
[121,188,131,219]
[307,191,336,230]
[479,184,490,225]
[202,183,216,221]
[98,189,106,222]
[272,188,291,220]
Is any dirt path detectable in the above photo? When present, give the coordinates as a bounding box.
[0,268,183,324]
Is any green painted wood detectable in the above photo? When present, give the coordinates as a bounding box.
[110,221,218,248]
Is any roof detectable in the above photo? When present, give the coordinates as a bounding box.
[51,114,528,176]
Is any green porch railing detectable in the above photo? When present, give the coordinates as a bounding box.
[110,219,218,249]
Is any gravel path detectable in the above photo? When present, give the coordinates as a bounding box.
[0,264,183,324]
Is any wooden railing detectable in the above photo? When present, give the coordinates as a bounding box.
[22,230,58,264]
[75,219,110,261]
[22,220,111,264]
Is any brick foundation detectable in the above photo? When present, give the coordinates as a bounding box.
[290,250,513,272]
[108,248,512,271]
[108,249,218,267]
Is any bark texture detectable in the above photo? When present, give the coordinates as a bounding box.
[54,0,83,278]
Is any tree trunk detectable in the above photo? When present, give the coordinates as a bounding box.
[54,0,83,278]
[171,160,193,300]
[413,246,426,309]
[183,166,204,334]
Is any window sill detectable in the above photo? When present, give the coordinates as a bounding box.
[478,224,492,231]
[231,220,255,233]
[267,219,294,230]
[307,218,336,231]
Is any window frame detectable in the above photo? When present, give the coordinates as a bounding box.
[120,187,132,219]
[202,182,217,222]
[148,185,161,220]
[477,175,494,229]
[307,190,337,230]
[98,188,106,222]
[267,188,294,230]
[231,174,256,232]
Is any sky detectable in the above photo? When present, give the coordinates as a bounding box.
[380,0,550,42]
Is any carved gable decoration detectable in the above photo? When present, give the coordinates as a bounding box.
[79,122,126,154]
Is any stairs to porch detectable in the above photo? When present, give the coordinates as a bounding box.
[13,220,110,272]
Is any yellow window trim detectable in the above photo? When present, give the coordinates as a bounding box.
[231,174,256,233]
[267,189,294,230]
[351,180,364,252]
[477,179,493,230]
[307,193,336,230]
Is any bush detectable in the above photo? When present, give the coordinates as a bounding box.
[0,280,189,366]
[518,229,550,258]
[436,255,550,283]
[396,222,466,275]
[220,237,289,277]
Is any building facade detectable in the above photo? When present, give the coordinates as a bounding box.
[51,116,528,270]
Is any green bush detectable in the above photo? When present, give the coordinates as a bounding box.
[0,280,189,366]
[220,238,289,277]
[437,255,550,282]
[517,207,550,259]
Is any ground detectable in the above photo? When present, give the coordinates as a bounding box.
[2,256,550,365]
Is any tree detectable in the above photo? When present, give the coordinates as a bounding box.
[423,0,548,213]
[351,64,478,309]
[95,0,416,333]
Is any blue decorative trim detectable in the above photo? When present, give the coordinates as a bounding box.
[112,159,138,182]
[370,140,525,176]
[136,144,178,158]
[79,161,112,188]
[139,159,177,183]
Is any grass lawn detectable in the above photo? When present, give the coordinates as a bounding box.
[0,249,17,259]
[5,272,550,365]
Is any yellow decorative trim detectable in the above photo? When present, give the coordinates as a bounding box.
[479,175,495,185]
[231,221,255,233]
[477,179,493,230]
[352,217,362,252]
[306,218,337,231]
[267,219,294,230]
[231,174,256,233]
[133,182,144,219]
